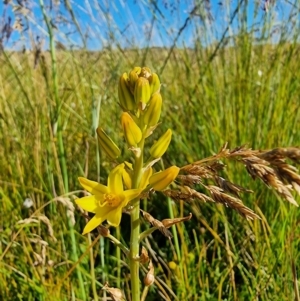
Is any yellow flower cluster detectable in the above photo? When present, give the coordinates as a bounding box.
[76,67,180,233]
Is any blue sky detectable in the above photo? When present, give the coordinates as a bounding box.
[0,0,298,50]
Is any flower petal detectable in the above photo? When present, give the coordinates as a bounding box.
[108,164,124,195]
[82,214,103,234]
[121,112,142,146]
[106,206,123,227]
[75,195,100,213]
[149,166,180,191]
[139,167,153,189]
[78,177,108,195]
[122,168,132,189]
[123,188,142,204]
[81,206,113,234]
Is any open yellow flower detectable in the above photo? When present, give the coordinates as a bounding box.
[76,164,141,234]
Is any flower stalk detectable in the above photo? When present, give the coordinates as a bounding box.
[129,137,145,301]
[75,67,179,301]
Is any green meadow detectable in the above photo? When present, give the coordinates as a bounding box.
[0,1,300,300]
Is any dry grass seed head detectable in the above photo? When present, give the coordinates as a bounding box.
[214,176,253,198]
[207,185,260,220]
[140,210,173,238]
[37,215,57,242]
[242,156,299,206]
[163,187,213,203]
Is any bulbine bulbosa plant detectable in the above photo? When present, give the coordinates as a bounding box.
[75,67,300,301]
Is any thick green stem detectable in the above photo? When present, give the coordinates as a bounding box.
[130,138,145,301]
[129,198,141,300]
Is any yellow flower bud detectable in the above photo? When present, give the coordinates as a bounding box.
[149,166,180,191]
[143,93,162,127]
[118,73,135,111]
[168,261,177,270]
[122,168,132,189]
[139,167,153,189]
[149,129,172,159]
[128,67,141,93]
[134,77,151,107]
[149,73,161,95]
[96,127,121,160]
[121,112,142,147]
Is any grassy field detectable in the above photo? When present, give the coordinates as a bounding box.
[0,1,300,300]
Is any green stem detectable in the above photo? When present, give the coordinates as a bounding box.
[167,197,186,293]
[140,227,157,242]
[107,234,129,255]
[129,198,141,300]
[116,226,121,288]
[141,285,150,301]
[88,233,98,301]
[39,1,85,299]
[130,137,145,301]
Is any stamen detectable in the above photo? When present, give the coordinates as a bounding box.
[103,193,120,207]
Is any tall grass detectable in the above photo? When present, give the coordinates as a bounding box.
[0,1,299,300]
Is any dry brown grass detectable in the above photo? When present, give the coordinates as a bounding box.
[162,143,300,219]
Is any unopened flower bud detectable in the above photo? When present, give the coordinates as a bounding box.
[122,168,132,189]
[149,166,180,191]
[118,73,135,111]
[149,129,172,159]
[96,127,121,160]
[121,112,142,147]
[149,73,161,95]
[143,93,162,127]
[128,67,141,93]
[134,77,151,108]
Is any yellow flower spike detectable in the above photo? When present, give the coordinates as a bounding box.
[143,93,162,127]
[140,167,153,189]
[96,127,121,160]
[128,67,142,93]
[149,129,172,159]
[149,73,161,95]
[149,166,180,191]
[134,77,151,109]
[121,112,142,147]
[118,73,136,111]
[76,164,142,234]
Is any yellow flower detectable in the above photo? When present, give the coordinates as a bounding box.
[122,165,153,190]
[134,77,151,107]
[143,93,162,127]
[121,112,142,147]
[149,129,172,159]
[96,127,121,160]
[149,166,180,191]
[76,164,141,234]
[118,73,136,111]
